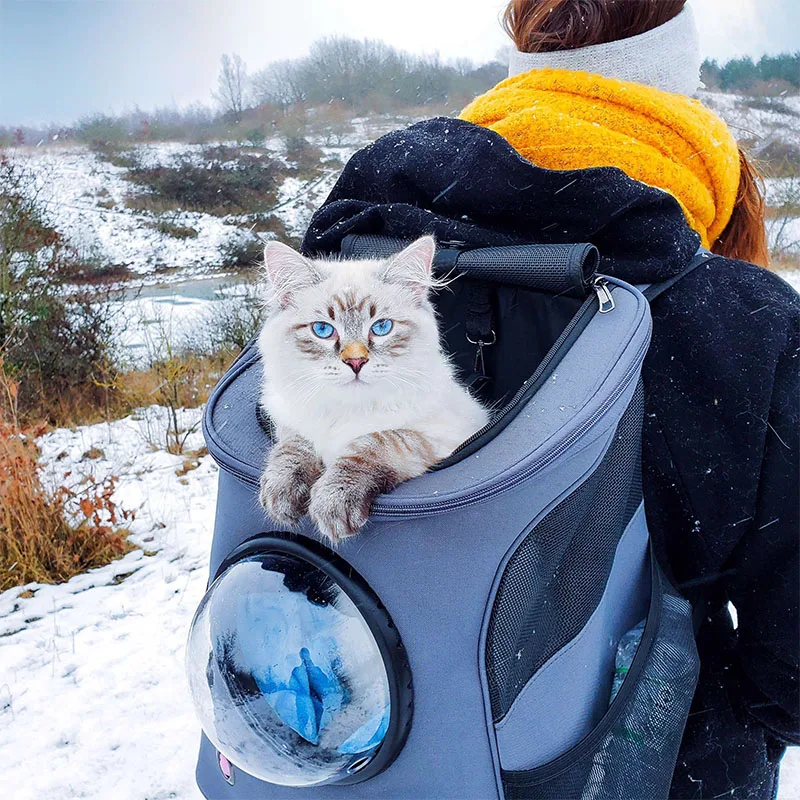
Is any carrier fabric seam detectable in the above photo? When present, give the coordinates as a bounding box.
[495,501,646,731]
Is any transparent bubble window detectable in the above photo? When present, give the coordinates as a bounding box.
[186,541,408,787]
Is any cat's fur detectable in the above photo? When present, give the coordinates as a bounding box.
[257,236,488,543]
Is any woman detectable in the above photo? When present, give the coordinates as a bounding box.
[460,2,798,797]
[305,1,798,797]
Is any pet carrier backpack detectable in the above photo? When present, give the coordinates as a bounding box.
[187,235,709,800]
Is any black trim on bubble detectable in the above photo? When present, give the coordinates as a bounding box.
[213,532,414,787]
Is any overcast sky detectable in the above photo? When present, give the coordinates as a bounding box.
[1,0,798,126]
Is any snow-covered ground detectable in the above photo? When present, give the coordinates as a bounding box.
[12,115,409,284]
[0,409,212,800]
[0,404,798,799]
[9,96,800,287]
[19,144,253,278]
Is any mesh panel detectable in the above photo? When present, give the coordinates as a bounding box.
[502,573,700,800]
[487,384,645,721]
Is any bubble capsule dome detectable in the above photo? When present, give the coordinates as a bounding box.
[186,535,412,787]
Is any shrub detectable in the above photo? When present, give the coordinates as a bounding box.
[150,219,198,239]
[0,153,120,422]
[74,113,131,146]
[766,176,800,267]
[124,148,282,215]
[759,143,800,178]
[183,281,263,355]
[0,386,134,591]
[220,235,265,268]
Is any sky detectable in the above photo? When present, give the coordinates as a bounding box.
[1,0,798,126]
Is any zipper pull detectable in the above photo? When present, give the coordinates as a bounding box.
[594,277,615,313]
[474,340,486,377]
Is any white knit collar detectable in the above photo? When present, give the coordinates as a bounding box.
[507,5,702,97]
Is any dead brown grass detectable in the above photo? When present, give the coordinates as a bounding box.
[0,346,239,589]
[13,350,237,430]
[771,253,800,271]
[0,408,135,591]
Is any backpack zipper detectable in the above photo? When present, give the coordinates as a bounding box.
[372,320,650,517]
[594,276,615,313]
[210,284,650,518]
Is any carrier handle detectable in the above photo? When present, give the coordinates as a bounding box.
[340,234,598,297]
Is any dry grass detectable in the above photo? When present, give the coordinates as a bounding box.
[771,253,800,271]
[12,350,237,430]
[0,369,135,591]
[0,427,135,591]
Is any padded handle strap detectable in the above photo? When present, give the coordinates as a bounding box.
[340,235,599,297]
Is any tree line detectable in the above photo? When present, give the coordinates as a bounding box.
[220,37,506,116]
[702,53,800,94]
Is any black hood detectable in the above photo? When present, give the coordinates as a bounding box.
[303,117,701,283]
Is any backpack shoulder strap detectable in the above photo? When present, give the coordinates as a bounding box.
[642,248,719,302]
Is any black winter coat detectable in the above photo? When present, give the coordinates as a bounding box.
[302,118,800,799]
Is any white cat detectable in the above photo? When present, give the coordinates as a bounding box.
[257,236,488,543]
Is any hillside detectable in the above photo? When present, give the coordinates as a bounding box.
[9,92,800,286]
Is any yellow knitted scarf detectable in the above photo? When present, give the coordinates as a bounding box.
[460,69,740,248]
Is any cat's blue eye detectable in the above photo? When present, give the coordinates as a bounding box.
[311,321,335,339]
[370,319,393,336]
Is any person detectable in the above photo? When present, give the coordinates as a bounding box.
[458,1,798,797]
[304,1,798,796]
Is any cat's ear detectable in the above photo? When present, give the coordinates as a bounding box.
[263,241,323,308]
[380,236,436,300]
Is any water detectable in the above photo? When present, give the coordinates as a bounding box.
[111,275,257,367]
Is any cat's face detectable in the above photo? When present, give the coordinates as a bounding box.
[259,237,442,402]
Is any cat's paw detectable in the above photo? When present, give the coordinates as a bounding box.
[259,467,313,527]
[308,475,376,544]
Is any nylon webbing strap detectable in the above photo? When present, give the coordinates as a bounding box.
[465,281,494,344]
[643,249,719,301]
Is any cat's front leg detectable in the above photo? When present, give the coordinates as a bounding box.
[309,429,437,544]
[259,432,324,526]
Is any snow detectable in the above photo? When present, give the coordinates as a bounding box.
[15,144,252,277]
[0,407,797,799]
[0,409,212,800]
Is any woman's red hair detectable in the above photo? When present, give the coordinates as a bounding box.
[503,0,769,266]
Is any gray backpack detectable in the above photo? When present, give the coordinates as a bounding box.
[186,237,708,799]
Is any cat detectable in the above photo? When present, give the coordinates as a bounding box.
[257,235,488,544]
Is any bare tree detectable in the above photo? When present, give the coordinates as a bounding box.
[214,53,247,118]
[250,60,305,109]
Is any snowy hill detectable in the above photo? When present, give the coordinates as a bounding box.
[9,93,800,285]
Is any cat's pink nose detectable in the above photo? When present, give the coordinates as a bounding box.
[344,357,368,375]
